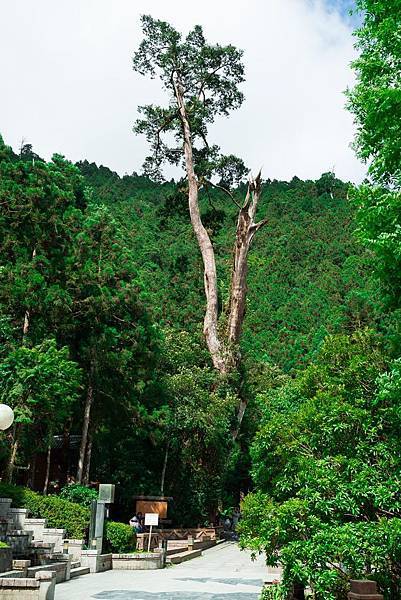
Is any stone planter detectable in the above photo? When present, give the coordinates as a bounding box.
[112,551,164,570]
[81,549,112,573]
[0,546,12,573]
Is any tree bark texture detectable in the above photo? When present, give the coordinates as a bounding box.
[82,429,93,486]
[7,425,20,484]
[43,445,51,495]
[174,79,227,374]
[76,366,94,484]
[227,173,264,348]
[173,80,266,379]
[160,441,169,496]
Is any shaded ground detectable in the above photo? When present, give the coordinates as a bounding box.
[56,542,273,600]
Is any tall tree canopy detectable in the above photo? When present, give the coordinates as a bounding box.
[133,16,266,391]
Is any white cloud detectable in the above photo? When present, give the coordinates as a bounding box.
[0,0,365,182]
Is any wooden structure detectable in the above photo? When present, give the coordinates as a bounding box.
[133,496,173,521]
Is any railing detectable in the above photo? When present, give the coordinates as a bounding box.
[157,527,223,541]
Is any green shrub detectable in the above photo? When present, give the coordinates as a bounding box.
[260,584,287,600]
[105,521,136,553]
[0,541,9,549]
[0,483,89,539]
[60,484,98,508]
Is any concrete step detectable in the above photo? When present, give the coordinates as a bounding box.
[168,549,203,565]
[71,561,81,569]
[70,566,90,578]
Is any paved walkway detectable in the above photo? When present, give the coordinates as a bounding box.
[56,542,272,600]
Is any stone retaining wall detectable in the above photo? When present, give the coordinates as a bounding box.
[81,550,112,574]
[112,551,163,570]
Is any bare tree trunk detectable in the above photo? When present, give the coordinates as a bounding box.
[43,445,51,495]
[174,79,226,374]
[160,442,169,496]
[173,79,267,437]
[82,429,93,486]
[76,366,94,484]
[227,174,265,348]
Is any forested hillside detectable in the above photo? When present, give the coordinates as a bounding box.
[79,160,374,371]
[0,137,374,523]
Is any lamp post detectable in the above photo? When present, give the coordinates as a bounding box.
[0,404,14,431]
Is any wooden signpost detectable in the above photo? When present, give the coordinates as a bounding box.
[145,512,159,552]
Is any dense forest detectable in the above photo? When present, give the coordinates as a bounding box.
[0,140,374,524]
[1,0,401,598]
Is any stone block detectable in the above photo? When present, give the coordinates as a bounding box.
[81,549,112,573]
[0,499,12,518]
[8,508,28,530]
[24,519,47,541]
[348,579,383,600]
[112,552,163,570]
[64,538,84,561]
[6,530,32,555]
[42,529,65,553]
[0,547,12,573]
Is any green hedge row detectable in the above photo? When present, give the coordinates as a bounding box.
[0,483,136,551]
[0,483,89,539]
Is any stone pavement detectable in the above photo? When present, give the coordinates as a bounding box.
[55,542,273,600]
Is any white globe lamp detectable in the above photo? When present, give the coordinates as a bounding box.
[0,404,14,431]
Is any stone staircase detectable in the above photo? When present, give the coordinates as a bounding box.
[70,560,90,578]
[0,496,89,584]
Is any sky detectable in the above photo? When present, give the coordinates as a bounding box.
[0,0,365,183]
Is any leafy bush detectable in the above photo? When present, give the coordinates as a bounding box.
[105,521,136,553]
[0,541,9,549]
[0,483,90,539]
[60,484,98,508]
[260,584,287,600]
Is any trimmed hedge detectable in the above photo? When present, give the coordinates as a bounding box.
[0,483,131,547]
[105,521,136,553]
[0,483,90,539]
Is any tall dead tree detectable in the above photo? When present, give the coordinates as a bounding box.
[133,16,267,427]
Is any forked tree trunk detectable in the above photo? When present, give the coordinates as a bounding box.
[173,78,267,432]
[77,365,94,484]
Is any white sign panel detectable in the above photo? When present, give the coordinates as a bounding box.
[145,512,159,526]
